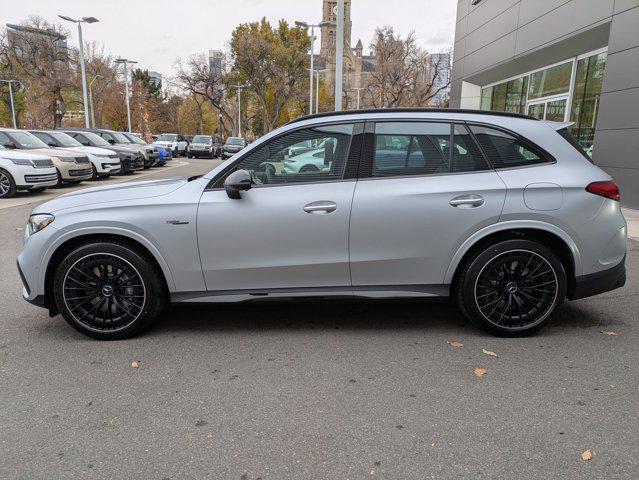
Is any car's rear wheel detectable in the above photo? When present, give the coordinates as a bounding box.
[0,168,17,198]
[53,241,166,340]
[456,239,566,336]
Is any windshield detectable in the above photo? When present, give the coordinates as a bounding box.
[49,132,83,148]
[193,135,212,144]
[77,131,111,147]
[124,133,147,145]
[8,131,49,149]
[226,137,244,146]
[110,131,131,143]
[157,134,177,142]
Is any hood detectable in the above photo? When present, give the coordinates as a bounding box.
[0,149,51,161]
[26,147,78,159]
[104,145,137,155]
[34,177,189,214]
[60,146,117,156]
[155,140,176,146]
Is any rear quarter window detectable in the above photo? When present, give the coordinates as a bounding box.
[469,125,553,169]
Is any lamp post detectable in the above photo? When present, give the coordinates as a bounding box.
[296,20,334,115]
[233,84,247,138]
[0,80,19,128]
[88,74,101,128]
[352,87,366,110]
[58,15,99,128]
[334,0,345,111]
[314,69,328,114]
[115,58,137,133]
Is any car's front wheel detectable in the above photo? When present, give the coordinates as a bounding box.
[0,168,17,198]
[53,241,166,340]
[456,239,566,336]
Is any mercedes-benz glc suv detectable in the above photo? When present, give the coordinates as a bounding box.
[17,109,627,340]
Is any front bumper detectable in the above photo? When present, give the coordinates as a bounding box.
[570,256,626,300]
[12,165,58,189]
[121,156,145,172]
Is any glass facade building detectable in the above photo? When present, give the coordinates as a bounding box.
[479,50,607,156]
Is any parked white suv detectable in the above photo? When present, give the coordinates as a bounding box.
[30,130,121,179]
[155,134,188,157]
[0,146,58,198]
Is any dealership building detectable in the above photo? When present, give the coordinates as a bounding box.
[450,0,639,208]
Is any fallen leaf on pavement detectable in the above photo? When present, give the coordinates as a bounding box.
[581,449,593,461]
[601,331,618,336]
[447,341,464,348]
[482,349,498,357]
[206,432,213,439]
[130,360,139,368]
[474,368,487,377]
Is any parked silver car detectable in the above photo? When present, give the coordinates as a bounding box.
[17,109,627,340]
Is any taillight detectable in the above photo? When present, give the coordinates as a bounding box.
[586,181,620,201]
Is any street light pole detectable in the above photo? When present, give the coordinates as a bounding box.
[352,87,366,110]
[296,20,334,116]
[116,58,137,133]
[0,80,19,128]
[233,84,247,138]
[88,75,101,128]
[334,0,345,111]
[58,16,99,128]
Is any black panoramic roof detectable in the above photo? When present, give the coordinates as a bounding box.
[287,108,538,125]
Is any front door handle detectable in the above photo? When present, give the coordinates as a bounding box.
[303,201,337,214]
[450,194,485,208]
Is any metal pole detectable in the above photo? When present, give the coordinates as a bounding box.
[237,85,242,138]
[309,25,315,115]
[7,81,17,129]
[357,89,361,110]
[123,61,132,132]
[77,22,90,128]
[89,76,99,128]
[334,0,345,111]
[315,70,320,114]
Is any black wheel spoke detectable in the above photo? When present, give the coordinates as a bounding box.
[475,249,558,329]
[63,253,146,332]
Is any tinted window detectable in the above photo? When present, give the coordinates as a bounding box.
[373,122,450,177]
[31,132,57,146]
[470,125,550,168]
[233,124,354,185]
[451,125,489,172]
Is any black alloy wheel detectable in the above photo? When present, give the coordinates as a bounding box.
[54,241,166,339]
[457,239,566,336]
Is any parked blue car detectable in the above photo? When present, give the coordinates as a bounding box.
[152,144,173,165]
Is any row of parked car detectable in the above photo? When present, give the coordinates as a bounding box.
[0,127,177,199]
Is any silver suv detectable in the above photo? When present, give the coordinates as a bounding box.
[17,109,627,339]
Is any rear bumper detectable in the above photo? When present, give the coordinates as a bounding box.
[570,256,626,300]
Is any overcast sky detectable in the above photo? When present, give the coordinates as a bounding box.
[2,0,457,77]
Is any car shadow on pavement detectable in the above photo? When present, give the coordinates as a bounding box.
[143,298,608,337]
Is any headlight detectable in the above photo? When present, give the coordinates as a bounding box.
[56,156,75,163]
[9,158,33,166]
[27,214,55,235]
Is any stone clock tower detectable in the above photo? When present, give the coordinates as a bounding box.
[319,0,353,60]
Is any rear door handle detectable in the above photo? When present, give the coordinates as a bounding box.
[450,194,485,208]
[303,201,337,214]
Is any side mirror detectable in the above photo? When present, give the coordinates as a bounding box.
[3,142,16,149]
[224,169,252,200]
[107,139,115,145]
[48,142,57,148]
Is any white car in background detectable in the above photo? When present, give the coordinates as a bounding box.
[283,147,329,174]
[155,133,188,157]
[0,146,58,198]
[30,130,121,179]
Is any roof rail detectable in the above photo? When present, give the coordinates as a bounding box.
[286,108,538,125]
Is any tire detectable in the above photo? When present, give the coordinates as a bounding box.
[91,164,98,180]
[0,168,17,198]
[53,241,166,340]
[55,169,63,187]
[300,165,320,174]
[455,239,566,336]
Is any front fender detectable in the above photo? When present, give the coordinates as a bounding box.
[39,225,177,293]
[443,220,582,284]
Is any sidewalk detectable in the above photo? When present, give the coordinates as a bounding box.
[623,208,639,241]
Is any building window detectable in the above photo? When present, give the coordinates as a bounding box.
[527,61,573,100]
[570,52,607,156]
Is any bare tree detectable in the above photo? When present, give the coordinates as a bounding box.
[365,27,451,109]
[174,53,235,136]
[0,17,75,127]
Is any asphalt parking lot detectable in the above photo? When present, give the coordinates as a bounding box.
[1,159,637,479]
